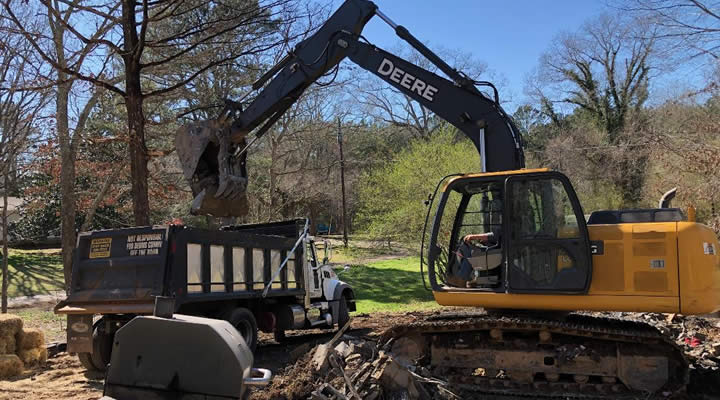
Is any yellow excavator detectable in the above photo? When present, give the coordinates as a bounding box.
[174,0,720,396]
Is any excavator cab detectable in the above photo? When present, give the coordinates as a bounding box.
[425,169,592,295]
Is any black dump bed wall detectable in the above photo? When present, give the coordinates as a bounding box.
[63,220,306,312]
[172,221,306,307]
[69,226,171,304]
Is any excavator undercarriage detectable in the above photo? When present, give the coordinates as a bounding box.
[382,312,687,398]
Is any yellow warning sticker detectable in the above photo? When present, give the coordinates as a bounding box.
[89,238,112,259]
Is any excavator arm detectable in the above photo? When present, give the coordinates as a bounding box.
[175,0,524,216]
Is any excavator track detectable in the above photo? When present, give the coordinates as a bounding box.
[380,312,688,399]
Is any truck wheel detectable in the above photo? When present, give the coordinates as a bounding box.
[337,295,350,330]
[226,308,258,352]
[77,319,113,372]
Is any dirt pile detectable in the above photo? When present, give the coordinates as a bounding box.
[0,314,48,379]
[252,320,450,400]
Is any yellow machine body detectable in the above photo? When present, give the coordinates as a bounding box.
[432,171,720,315]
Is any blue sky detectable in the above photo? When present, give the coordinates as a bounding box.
[354,0,607,110]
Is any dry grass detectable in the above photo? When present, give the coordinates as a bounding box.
[17,348,47,368]
[0,354,22,379]
[17,329,45,351]
[0,315,22,337]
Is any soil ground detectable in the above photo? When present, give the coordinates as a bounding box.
[0,310,717,400]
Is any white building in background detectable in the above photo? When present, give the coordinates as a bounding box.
[0,196,22,241]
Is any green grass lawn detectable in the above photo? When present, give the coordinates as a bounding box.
[336,257,440,313]
[1,248,64,297]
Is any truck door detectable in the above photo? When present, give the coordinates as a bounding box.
[504,173,592,293]
[307,242,323,298]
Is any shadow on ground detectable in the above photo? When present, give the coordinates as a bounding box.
[5,251,64,297]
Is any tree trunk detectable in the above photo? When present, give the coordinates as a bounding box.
[123,0,150,226]
[2,172,9,313]
[57,80,76,292]
[127,91,150,226]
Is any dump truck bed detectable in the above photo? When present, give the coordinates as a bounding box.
[56,220,307,315]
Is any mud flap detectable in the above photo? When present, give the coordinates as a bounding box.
[67,314,93,353]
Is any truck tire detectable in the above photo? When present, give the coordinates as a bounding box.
[226,308,258,352]
[78,319,113,372]
[337,295,350,330]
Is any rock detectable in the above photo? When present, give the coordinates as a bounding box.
[334,341,350,358]
[353,341,376,359]
[377,357,427,399]
[345,353,363,370]
[312,344,331,373]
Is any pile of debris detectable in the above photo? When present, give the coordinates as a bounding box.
[252,322,448,400]
[663,314,720,371]
[0,314,48,379]
[590,312,720,371]
[254,311,720,400]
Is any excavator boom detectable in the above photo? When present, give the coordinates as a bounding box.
[175,0,523,216]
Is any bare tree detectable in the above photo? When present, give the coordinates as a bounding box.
[0,22,48,311]
[620,0,720,60]
[530,13,657,205]
[349,45,492,139]
[1,1,117,288]
[3,0,307,226]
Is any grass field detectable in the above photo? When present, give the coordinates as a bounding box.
[336,257,439,313]
[2,248,64,298]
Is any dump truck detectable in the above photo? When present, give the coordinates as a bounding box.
[55,219,356,371]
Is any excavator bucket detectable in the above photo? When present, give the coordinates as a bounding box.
[175,118,249,217]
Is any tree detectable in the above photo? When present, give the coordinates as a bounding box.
[0,20,48,311]
[642,96,720,231]
[620,0,720,61]
[349,45,493,140]
[355,127,477,245]
[1,1,117,288]
[530,13,657,205]
[3,0,304,226]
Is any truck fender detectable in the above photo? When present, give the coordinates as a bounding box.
[330,284,356,324]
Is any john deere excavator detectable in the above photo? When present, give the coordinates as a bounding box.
[175,0,720,397]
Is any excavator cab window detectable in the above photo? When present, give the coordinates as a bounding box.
[436,180,505,290]
[504,173,591,293]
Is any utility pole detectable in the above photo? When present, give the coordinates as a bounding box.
[337,118,349,248]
